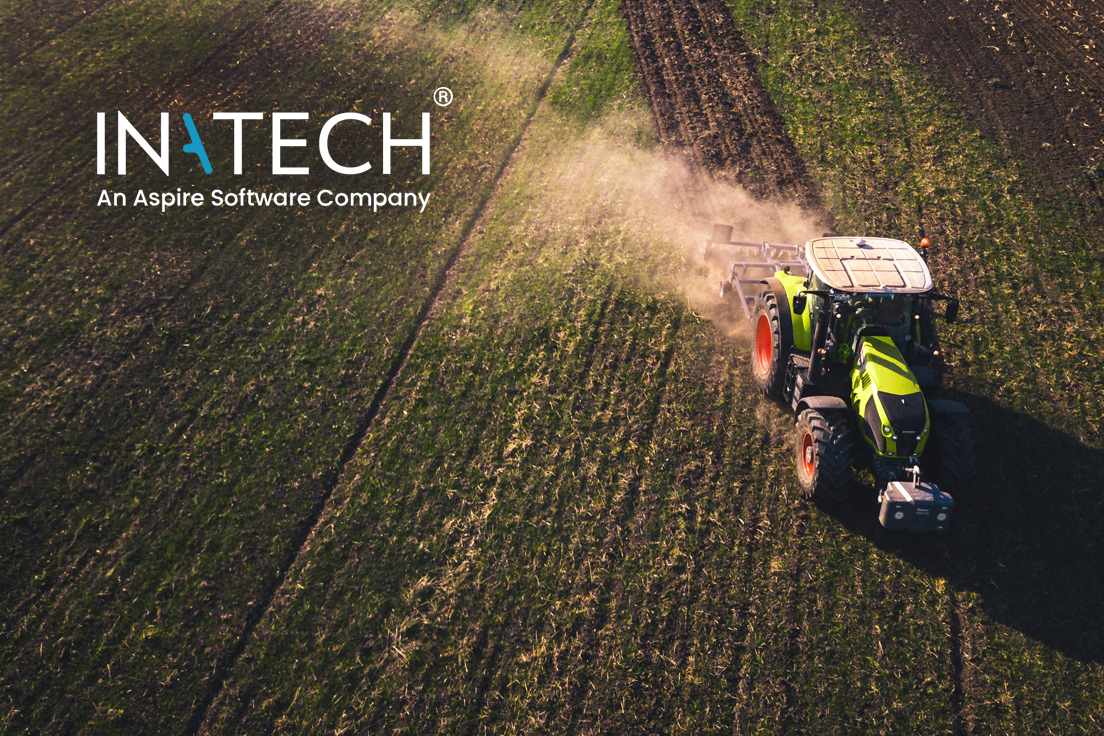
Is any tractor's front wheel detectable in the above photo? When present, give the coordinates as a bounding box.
[752,292,787,400]
[795,409,854,503]
[921,415,976,495]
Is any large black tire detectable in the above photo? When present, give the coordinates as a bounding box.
[751,291,787,400]
[921,415,976,495]
[795,408,854,503]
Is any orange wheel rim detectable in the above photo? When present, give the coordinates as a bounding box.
[756,314,772,373]
[801,431,815,476]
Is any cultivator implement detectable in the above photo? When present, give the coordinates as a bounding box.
[701,224,809,319]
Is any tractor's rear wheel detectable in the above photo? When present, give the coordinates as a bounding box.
[752,292,787,400]
[921,415,976,494]
[795,409,854,503]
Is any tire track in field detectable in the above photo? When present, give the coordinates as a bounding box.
[947,590,968,736]
[184,4,599,732]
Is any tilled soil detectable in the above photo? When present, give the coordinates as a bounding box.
[618,0,823,211]
[849,0,1104,213]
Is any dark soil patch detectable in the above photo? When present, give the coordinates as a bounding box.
[848,0,1104,217]
[618,0,824,210]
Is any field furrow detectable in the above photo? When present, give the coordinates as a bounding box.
[3,0,1104,731]
[618,0,820,208]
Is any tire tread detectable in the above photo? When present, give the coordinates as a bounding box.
[796,409,853,503]
[752,291,787,400]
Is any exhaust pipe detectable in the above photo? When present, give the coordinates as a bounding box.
[806,299,831,385]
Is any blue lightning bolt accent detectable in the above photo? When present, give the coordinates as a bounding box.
[181,113,212,174]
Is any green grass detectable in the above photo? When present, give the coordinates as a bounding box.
[199,2,962,733]
[722,0,1104,732]
[2,0,1103,732]
[0,1,592,732]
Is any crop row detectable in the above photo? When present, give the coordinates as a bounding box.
[0,0,592,732]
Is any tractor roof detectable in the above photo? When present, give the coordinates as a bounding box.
[806,237,933,294]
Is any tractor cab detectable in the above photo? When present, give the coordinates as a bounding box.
[790,237,932,380]
[799,238,943,376]
[805,236,933,294]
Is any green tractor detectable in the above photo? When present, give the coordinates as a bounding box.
[706,227,976,531]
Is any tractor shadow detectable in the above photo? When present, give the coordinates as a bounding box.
[821,390,1104,665]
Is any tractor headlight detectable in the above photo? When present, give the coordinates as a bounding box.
[881,424,893,437]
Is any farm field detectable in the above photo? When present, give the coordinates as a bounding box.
[1,0,1103,734]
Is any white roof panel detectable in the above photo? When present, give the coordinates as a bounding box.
[806,237,933,293]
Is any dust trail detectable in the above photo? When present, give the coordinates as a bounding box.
[533,111,827,336]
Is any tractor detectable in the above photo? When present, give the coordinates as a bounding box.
[705,226,976,531]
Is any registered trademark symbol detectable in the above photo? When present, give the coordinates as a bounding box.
[433,87,454,107]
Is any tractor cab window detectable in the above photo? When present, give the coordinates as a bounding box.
[843,294,913,351]
[874,295,909,328]
[850,294,910,328]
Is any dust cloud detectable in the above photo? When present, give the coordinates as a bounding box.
[535,112,827,337]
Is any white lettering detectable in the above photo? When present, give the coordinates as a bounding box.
[213,112,264,174]
[97,113,106,175]
[272,112,310,175]
[383,112,431,175]
[319,113,372,175]
[118,112,169,175]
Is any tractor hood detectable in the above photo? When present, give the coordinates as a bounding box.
[852,336,930,458]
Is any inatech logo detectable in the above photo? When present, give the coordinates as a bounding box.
[96,111,431,176]
[95,110,434,212]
